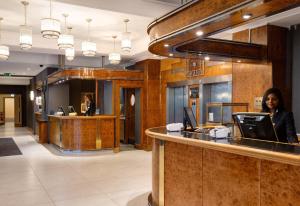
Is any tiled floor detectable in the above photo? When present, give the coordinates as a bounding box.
[0,123,151,206]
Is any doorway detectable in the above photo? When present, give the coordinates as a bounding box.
[4,97,15,123]
[2,95,22,127]
[120,88,141,149]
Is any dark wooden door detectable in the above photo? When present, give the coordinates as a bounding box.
[124,89,135,144]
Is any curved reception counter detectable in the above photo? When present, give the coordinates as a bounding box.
[146,127,300,206]
[48,115,116,151]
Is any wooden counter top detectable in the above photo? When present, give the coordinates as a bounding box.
[48,115,116,119]
[146,127,300,166]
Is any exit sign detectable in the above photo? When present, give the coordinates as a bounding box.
[3,73,12,76]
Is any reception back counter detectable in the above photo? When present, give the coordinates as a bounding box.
[146,127,300,206]
[48,115,115,151]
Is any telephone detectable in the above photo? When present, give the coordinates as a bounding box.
[209,126,231,138]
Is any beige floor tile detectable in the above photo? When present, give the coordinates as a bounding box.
[0,189,52,206]
[54,194,118,206]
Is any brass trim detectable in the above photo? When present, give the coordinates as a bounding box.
[159,140,165,206]
[113,147,120,153]
[96,118,102,149]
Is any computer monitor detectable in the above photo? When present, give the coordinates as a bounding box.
[57,106,65,116]
[67,106,76,113]
[232,112,279,142]
[184,107,197,131]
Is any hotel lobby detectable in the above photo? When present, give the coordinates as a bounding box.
[1,0,300,206]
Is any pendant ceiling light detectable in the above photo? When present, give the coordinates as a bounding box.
[65,27,75,61]
[65,47,75,61]
[20,1,32,50]
[121,19,131,53]
[82,18,96,57]
[109,35,121,65]
[0,18,9,61]
[41,0,61,39]
[58,14,74,49]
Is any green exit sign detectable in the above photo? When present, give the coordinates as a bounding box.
[3,73,12,76]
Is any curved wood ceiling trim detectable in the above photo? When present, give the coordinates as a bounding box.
[48,69,144,84]
[148,0,300,61]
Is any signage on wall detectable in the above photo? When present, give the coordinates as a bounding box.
[186,59,205,78]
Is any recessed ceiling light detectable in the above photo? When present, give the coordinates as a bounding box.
[243,13,252,20]
[204,56,210,61]
[169,53,174,57]
[196,30,204,36]
[164,44,169,47]
[237,60,242,63]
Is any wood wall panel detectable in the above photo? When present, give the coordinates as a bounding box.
[260,160,300,206]
[48,116,115,150]
[232,63,272,112]
[232,25,291,112]
[164,141,203,206]
[203,149,260,206]
[99,119,115,148]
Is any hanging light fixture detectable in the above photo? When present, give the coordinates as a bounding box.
[109,35,121,65]
[41,0,61,39]
[20,1,32,50]
[58,14,74,49]
[121,19,131,53]
[65,47,75,61]
[81,18,96,57]
[0,18,9,61]
[65,27,75,61]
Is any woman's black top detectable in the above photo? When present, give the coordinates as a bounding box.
[272,110,298,143]
[85,101,96,116]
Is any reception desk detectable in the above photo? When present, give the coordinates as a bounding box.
[48,115,116,151]
[146,127,300,206]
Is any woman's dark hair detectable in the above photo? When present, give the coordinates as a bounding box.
[262,88,285,112]
[86,94,93,102]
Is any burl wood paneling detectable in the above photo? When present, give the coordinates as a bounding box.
[203,149,260,206]
[148,0,245,39]
[232,63,272,112]
[62,118,97,150]
[35,113,48,143]
[49,116,115,150]
[48,68,144,84]
[140,60,162,149]
[152,139,160,206]
[260,160,300,206]
[164,141,203,206]
[99,119,115,148]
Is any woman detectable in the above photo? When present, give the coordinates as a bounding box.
[262,88,298,143]
[84,94,96,116]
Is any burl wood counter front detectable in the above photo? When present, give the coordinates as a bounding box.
[48,115,115,151]
[146,127,300,206]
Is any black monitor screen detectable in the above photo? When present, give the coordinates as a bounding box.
[57,106,65,116]
[184,107,197,130]
[233,112,278,142]
[67,106,75,113]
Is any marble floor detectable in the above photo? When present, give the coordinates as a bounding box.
[0,123,152,206]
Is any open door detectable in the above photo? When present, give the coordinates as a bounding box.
[124,88,135,144]
[14,95,22,127]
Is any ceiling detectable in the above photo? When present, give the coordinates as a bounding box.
[0,0,299,84]
[211,6,300,40]
[0,0,180,78]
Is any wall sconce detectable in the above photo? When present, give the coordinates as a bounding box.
[30,90,34,101]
